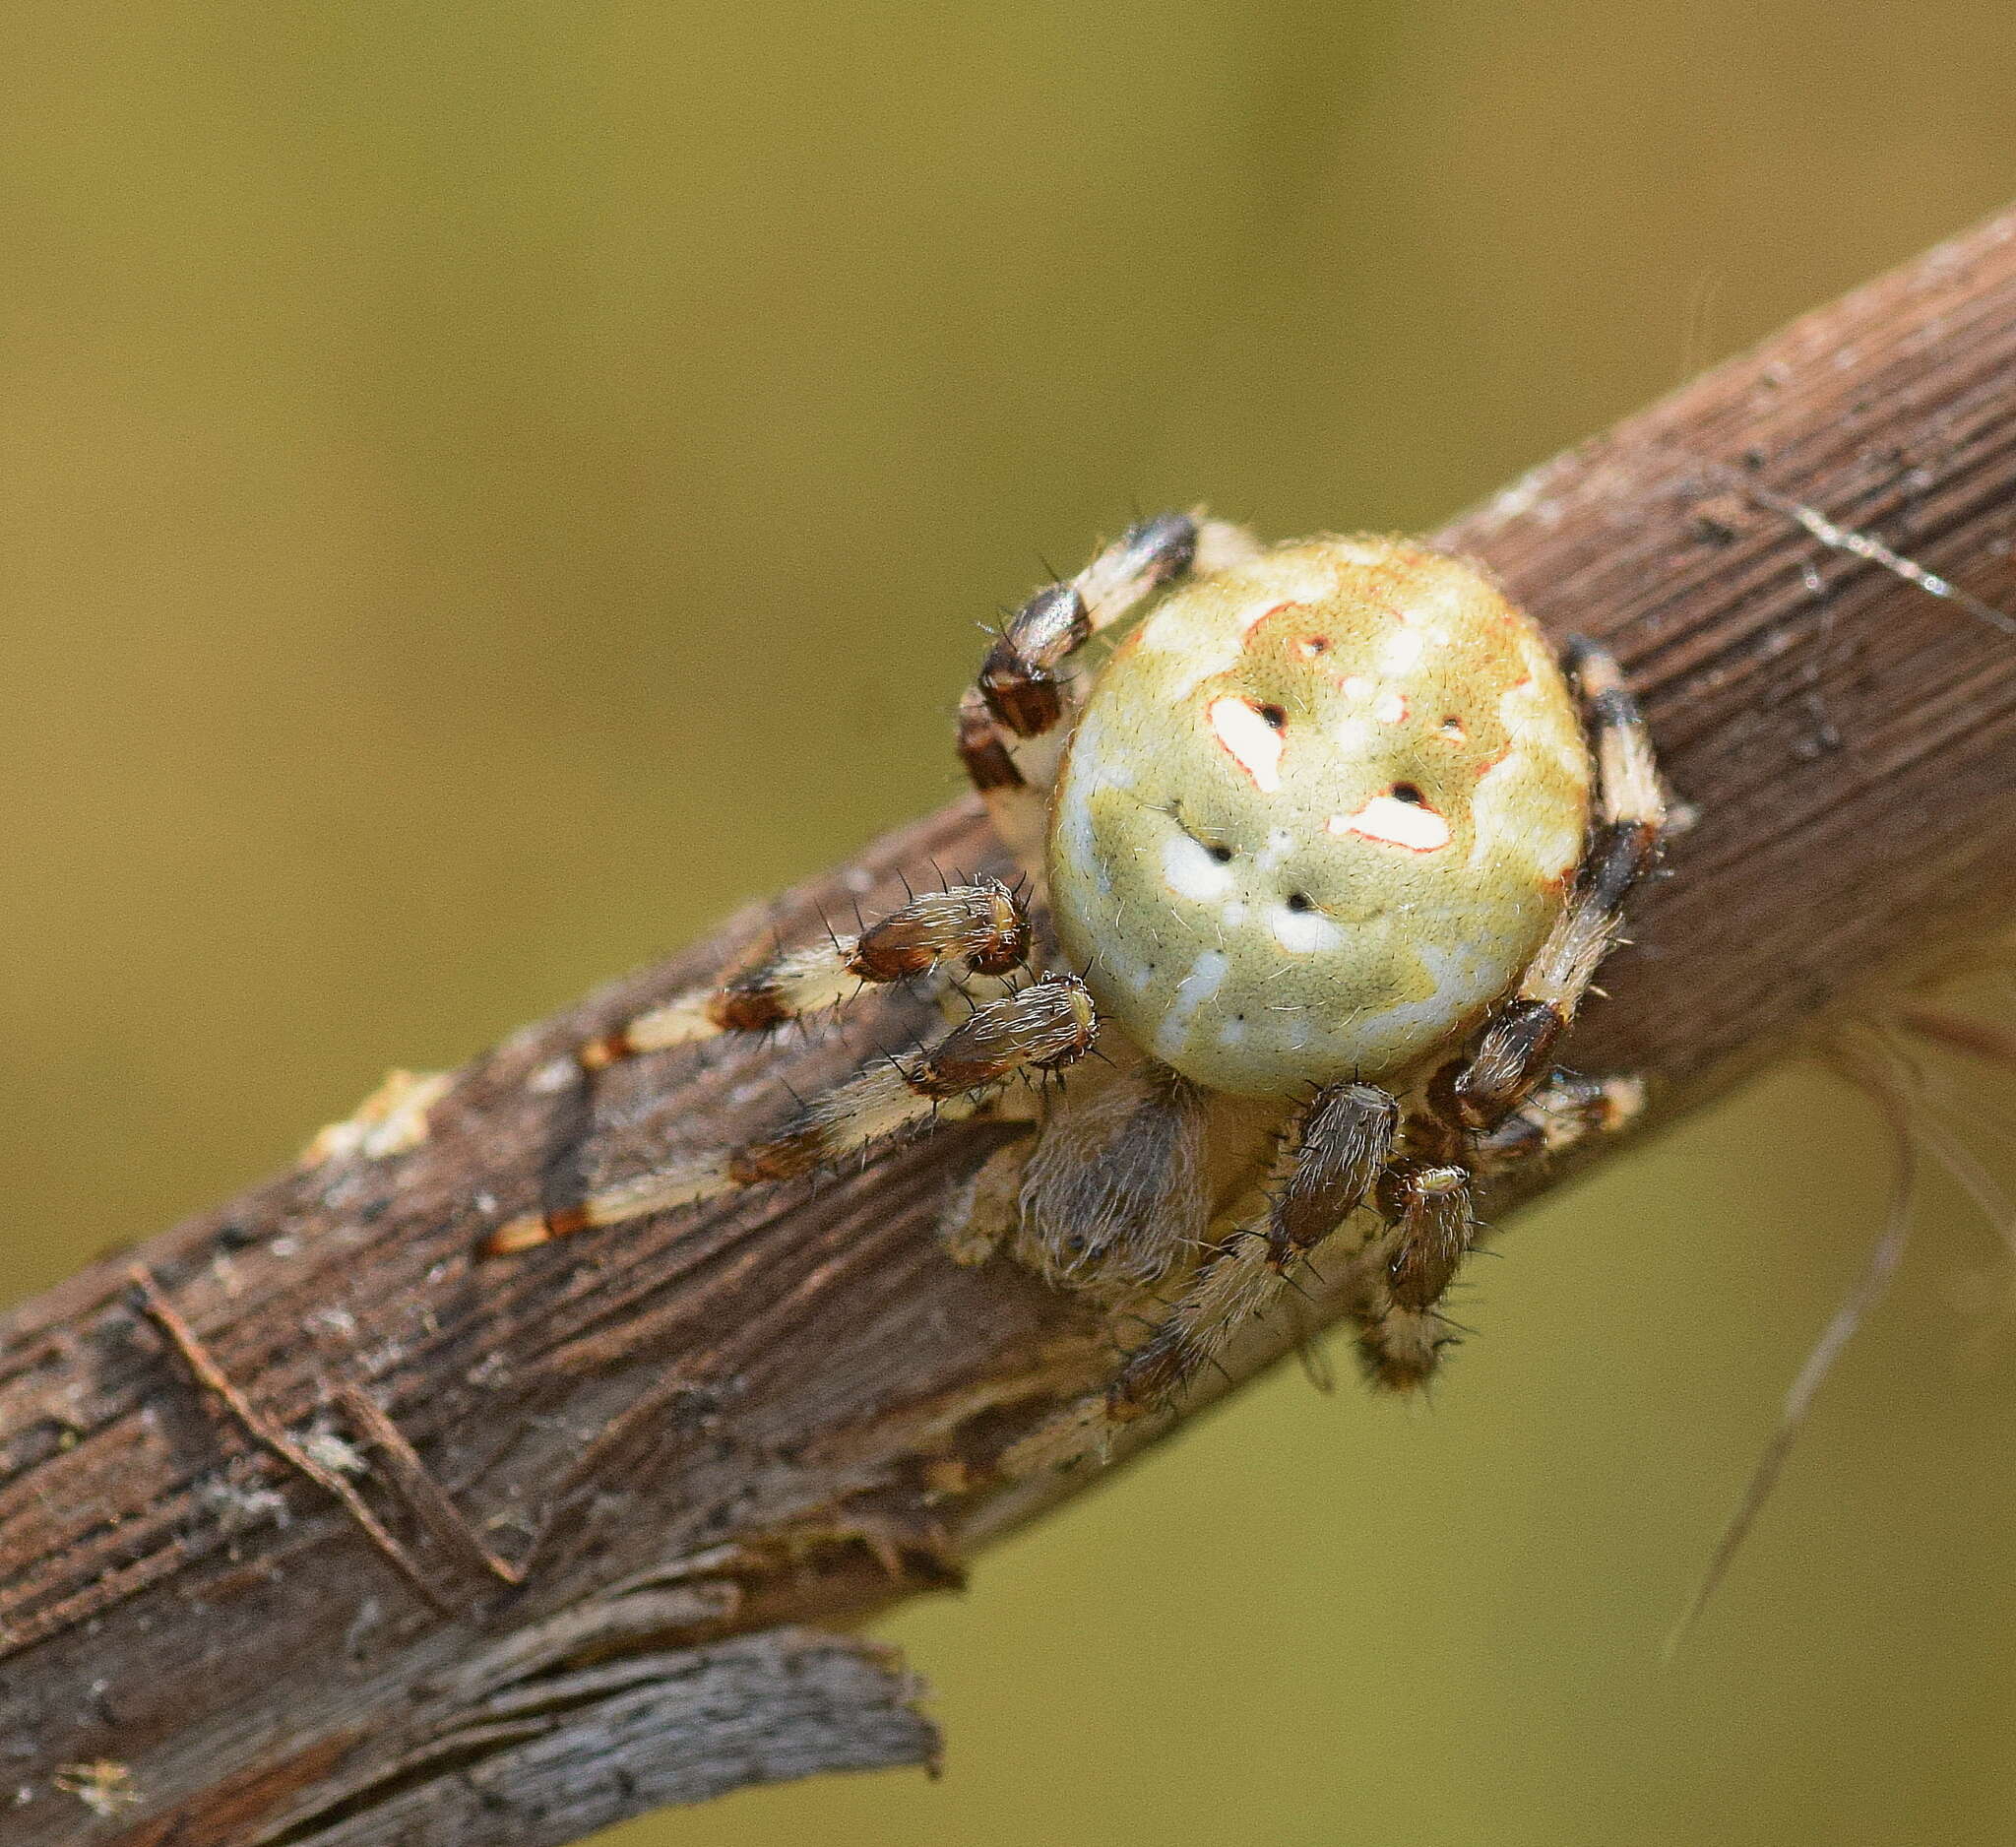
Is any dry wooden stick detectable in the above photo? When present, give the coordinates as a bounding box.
[325,1375,524,1589]
[1,208,2014,1847]
[126,1267,444,1611]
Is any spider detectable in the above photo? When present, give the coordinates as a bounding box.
[485,513,1665,1464]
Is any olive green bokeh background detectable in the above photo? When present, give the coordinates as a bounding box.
[4,6,2015,1843]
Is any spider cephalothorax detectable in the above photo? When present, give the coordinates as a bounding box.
[487,514,1664,1463]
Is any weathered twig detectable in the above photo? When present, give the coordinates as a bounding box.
[1,209,2014,1846]
[127,1266,445,1610]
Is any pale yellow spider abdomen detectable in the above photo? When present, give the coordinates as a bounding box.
[1047,537,1591,1098]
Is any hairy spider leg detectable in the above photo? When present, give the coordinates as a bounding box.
[1356,1162,1477,1387]
[1349,636,1666,1386]
[1013,1058,1216,1289]
[485,975,1099,1254]
[956,511,1264,890]
[1348,1076,1652,1391]
[1471,1069,1648,1167]
[1439,637,1666,1132]
[1001,1065,1656,1469]
[574,881,1033,1070]
[1095,1082,1398,1426]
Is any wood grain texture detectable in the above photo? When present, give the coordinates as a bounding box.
[1,208,2013,1846]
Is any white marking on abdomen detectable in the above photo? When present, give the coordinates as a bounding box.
[1156,949,1228,1062]
[1208,697,1284,792]
[1348,942,1505,1053]
[1380,628,1425,672]
[1164,832,1235,901]
[1269,904,1344,953]
[1257,827,1294,872]
[1331,796,1451,852]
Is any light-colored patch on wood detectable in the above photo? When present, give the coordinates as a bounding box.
[302,1068,453,1166]
[55,1760,140,1818]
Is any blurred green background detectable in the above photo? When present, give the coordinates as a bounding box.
[4,4,2015,1843]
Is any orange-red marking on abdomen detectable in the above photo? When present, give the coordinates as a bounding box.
[1238,599,1308,634]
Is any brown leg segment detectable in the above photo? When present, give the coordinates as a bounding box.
[958,512,1214,888]
[1266,1082,1399,1268]
[1354,1163,1476,1389]
[975,512,1200,741]
[486,976,1099,1255]
[1098,1080,1399,1424]
[575,881,1032,1070]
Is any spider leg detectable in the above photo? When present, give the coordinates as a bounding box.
[999,1082,1396,1474]
[939,1134,1036,1268]
[1354,1162,1476,1388]
[1015,1057,1215,1291]
[1264,1082,1401,1271]
[1470,1068,1648,1172]
[1440,638,1665,1131]
[978,512,1199,738]
[1353,640,1664,1389]
[957,510,1261,887]
[1352,1070,1651,1392]
[573,881,1031,1071]
[486,974,1097,1254]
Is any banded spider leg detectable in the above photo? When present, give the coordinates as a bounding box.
[571,880,1031,1071]
[486,964,1097,1255]
[485,874,1095,1255]
[956,510,1264,892]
